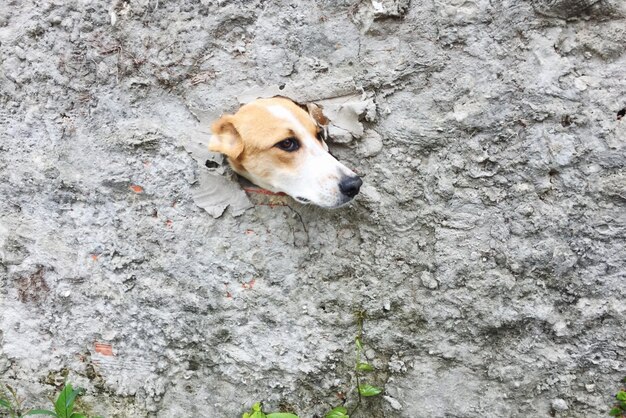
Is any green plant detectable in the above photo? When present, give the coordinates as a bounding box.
[324,406,349,418]
[326,310,382,418]
[243,310,384,418]
[609,378,626,417]
[1,384,27,418]
[0,383,91,418]
[241,402,298,418]
[26,383,87,418]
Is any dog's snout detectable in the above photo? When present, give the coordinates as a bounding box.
[339,175,363,198]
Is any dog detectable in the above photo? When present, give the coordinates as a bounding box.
[208,97,362,208]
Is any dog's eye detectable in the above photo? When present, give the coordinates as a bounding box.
[275,137,300,152]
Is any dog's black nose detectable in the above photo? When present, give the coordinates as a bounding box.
[339,175,363,198]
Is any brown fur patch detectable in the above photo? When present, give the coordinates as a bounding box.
[211,97,333,193]
[226,98,322,174]
[209,115,244,159]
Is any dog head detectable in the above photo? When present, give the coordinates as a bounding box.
[209,97,362,208]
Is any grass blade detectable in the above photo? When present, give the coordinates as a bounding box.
[25,409,57,416]
[355,338,363,351]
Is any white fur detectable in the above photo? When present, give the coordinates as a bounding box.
[265,104,357,208]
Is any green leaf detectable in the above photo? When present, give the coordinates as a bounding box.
[54,384,82,418]
[25,410,58,416]
[0,398,10,409]
[358,384,382,397]
[356,362,374,372]
[243,402,267,418]
[267,413,299,418]
[325,406,349,418]
[70,414,87,418]
[617,392,626,401]
[355,338,363,351]
[609,407,621,416]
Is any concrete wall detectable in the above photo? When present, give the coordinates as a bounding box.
[1,0,625,416]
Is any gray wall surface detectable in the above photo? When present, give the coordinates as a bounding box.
[1,0,625,416]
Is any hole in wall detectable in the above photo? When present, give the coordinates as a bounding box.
[617,108,625,120]
[205,160,219,169]
[561,114,573,127]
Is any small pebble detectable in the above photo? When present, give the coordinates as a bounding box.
[421,271,439,290]
[551,398,568,412]
[384,395,402,411]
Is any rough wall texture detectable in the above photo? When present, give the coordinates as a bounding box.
[1,0,625,417]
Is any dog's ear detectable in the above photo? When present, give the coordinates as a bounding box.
[305,103,330,150]
[305,103,329,127]
[209,115,243,159]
